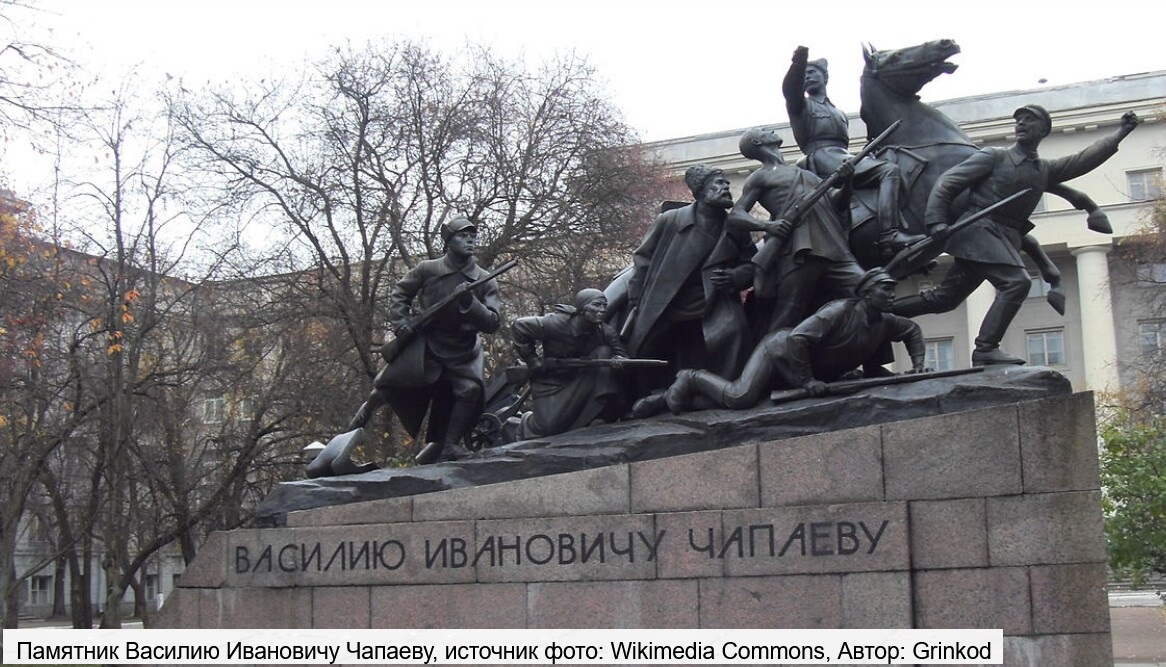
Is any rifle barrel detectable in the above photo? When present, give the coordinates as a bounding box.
[769,366,983,403]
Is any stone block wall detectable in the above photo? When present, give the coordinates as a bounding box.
[156,392,1112,666]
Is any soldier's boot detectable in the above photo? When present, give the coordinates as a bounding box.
[441,442,472,461]
[439,399,480,462]
[413,441,471,465]
[876,173,925,258]
[630,391,667,419]
[971,300,1026,366]
[1087,209,1113,234]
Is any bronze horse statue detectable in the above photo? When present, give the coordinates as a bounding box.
[852,38,1112,312]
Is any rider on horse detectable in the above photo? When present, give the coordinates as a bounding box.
[784,45,925,261]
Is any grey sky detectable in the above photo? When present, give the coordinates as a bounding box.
[28,0,1166,142]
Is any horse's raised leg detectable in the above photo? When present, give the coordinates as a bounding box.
[1021,233,1065,315]
[1048,183,1112,234]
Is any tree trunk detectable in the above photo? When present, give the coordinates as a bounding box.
[4,562,17,629]
[129,574,146,620]
[49,556,67,619]
[179,527,197,565]
[98,555,122,629]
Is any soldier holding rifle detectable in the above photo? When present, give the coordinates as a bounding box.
[348,217,507,465]
[892,106,1140,366]
[511,289,661,439]
[663,268,927,414]
[734,126,867,333]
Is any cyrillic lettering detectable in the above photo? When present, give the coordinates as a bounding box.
[253,544,273,572]
[235,546,250,573]
[426,538,448,569]
[378,540,405,569]
[498,535,521,566]
[473,536,497,567]
[558,533,577,564]
[580,532,605,563]
[638,529,665,561]
[811,522,833,556]
[609,531,635,562]
[861,519,890,554]
[748,524,775,557]
[837,521,860,555]
[779,522,807,557]
[279,544,298,572]
[302,543,321,570]
[525,533,555,565]
[689,527,716,557]
[718,526,744,559]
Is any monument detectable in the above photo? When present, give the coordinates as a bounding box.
[154,38,1131,666]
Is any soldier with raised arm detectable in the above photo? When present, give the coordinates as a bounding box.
[892,106,1139,365]
[784,45,922,258]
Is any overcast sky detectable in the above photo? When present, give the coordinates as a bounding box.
[22,0,1166,142]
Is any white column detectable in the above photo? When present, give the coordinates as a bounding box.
[964,282,995,352]
[1071,245,1119,392]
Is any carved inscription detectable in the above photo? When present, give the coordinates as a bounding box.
[688,520,890,559]
[227,503,907,587]
[424,530,665,569]
[234,539,406,574]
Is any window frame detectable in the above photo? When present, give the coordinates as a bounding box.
[1026,328,1066,367]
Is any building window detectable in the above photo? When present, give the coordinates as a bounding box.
[238,398,255,420]
[202,397,226,424]
[1027,274,1050,299]
[1128,168,1163,201]
[1136,262,1166,286]
[1027,329,1066,366]
[145,574,158,600]
[28,515,51,543]
[925,338,955,371]
[28,575,50,605]
[1139,320,1166,357]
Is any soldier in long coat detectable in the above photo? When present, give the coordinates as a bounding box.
[626,165,757,393]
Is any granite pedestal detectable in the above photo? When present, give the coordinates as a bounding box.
[156,388,1112,666]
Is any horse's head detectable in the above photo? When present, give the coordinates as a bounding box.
[862,39,961,97]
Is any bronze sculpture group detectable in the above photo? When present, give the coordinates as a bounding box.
[308,40,1140,475]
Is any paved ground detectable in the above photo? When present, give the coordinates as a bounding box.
[1113,591,1166,666]
[1111,588,1165,666]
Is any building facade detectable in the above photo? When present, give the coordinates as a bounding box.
[645,71,1166,393]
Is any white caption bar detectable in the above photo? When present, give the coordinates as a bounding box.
[4,628,1003,664]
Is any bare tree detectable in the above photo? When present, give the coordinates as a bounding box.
[0,0,80,141]
[0,195,89,629]
[170,41,665,459]
[10,76,330,627]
